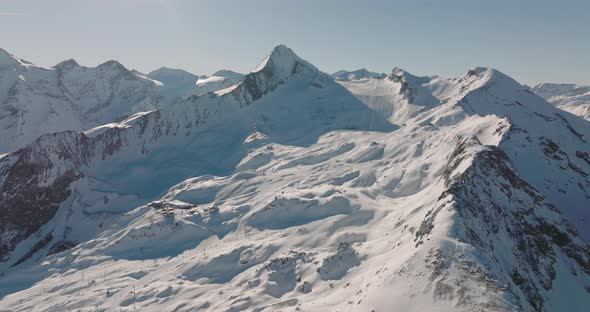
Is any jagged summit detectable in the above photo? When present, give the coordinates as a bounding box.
[231,45,324,104]
[389,66,431,85]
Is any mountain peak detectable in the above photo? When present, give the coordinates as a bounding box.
[251,44,318,78]
[465,67,513,81]
[212,69,245,81]
[0,48,24,67]
[270,44,295,59]
[464,67,524,91]
[148,67,200,81]
[389,67,430,85]
[97,60,128,72]
[466,66,496,77]
[149,67,195,76]
[53,59,80,71]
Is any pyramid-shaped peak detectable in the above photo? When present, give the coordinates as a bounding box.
[270,44,297,59]
[251,44,319,78]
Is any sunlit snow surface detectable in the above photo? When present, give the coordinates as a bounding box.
[0,49,244,154]
[0,46,589,311]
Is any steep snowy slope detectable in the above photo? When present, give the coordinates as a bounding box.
[532,83,590,121]
[340,67,590,240]
[0,46,589,312]
[331,68,386,81]
[0,48,169,153]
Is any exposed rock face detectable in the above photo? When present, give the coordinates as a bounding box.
[422,135,590,311]
[0,132,88,261]
[232,44,321,106]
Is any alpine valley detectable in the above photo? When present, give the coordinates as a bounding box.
[0,45,589,312]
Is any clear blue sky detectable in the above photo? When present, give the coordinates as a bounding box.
[1,0,588,85]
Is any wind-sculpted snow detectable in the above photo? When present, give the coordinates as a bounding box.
[0,44,393,272]
[0,45,589,311]
[247,196,358,230]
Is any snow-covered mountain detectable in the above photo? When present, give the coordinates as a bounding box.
[0,48,246,154]
[0,45,589,311]
[531,83,590,121]
[146,67,206,103]
[212,69,246,83]
[331,68,387,81]
[195,69,245,95]
[0,48,168,154]
[148,67,245,99]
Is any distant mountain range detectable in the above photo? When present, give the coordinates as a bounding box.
[331,68,387,81]
[0,48,244,153]
[531,83,590,121]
